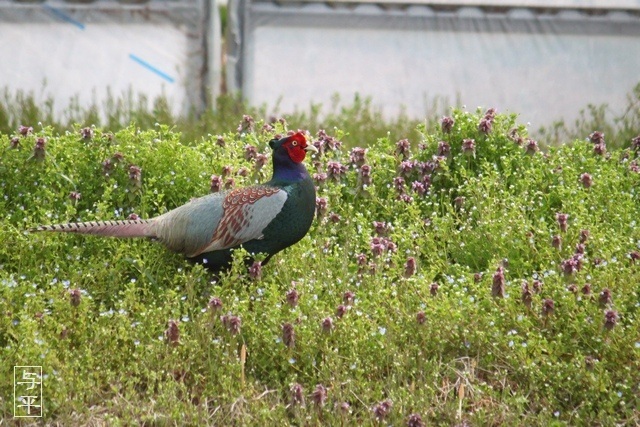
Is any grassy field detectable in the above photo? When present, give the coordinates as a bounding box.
[1,98,639,425]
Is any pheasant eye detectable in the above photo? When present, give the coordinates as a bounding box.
[291,141,298,146]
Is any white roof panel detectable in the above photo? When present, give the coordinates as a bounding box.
[275,0,640,11]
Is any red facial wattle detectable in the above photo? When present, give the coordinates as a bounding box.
[285,133,309,164]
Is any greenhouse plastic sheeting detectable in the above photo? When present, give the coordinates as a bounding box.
[0,1,220,118]
[227,0,640,128]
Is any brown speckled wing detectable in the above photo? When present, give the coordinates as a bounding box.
[188,186,287,257]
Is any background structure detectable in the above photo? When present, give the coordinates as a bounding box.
[227,0,640,127]
[2,0,640,128]
[0,0,220,118]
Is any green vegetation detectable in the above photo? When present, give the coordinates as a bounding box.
[0,97,639,425]
[0,89,423,151]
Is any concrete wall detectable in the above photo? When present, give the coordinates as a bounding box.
[227,0,640,128]
[0,0,220,118]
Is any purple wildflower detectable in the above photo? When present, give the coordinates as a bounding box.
[373,221,390,236]
[356,254,367,275]
[237,115,255,133]
[317,129,342,151]
[321,316,333,333]
[437,141,451,157]
[580,173,593,188]
[80,127,93,140]
[69,288,82,307]
[350,147,367,166]
[373,399,392,421]
[404,257,417,278]
[407,413,425,427]
[430,282,439,296]
[525,138,539,155]
[393,176,406,194]
[395,139,411,159]
[290,383,305,406]
[370,237,386,257]
[255,153,269,170]
[343,290,355,305]
[208,297,223,313]
[542,298,555,316]
[416,311,426,325]
[102,158,114,176]
[411,181,427,196]
[282,322,295,348]
[492,266,505,298]
[33,137,46,161]
[311,384,327,407]
[335,304,347,319]
[327,161,346,181]
[478,117,492,134]
[589,131,605,145]
[313,172,328,185]
[248,261,262,281]
[224,177,235,190]
[210,175,222,193]
[19,125,33,136]
[556,213,569,232]
[532,280,543,293]
[227,315,242,335]
[243,144,257,161]
[432,156,447,173]
[521,283,533,309]
[164,320,180,346]
[598,288,612,306]
[579,229,590,243]
[316,197,327,219]
[603,310,618,330]
[339,401,351,414]
[561,255,583,276]
[359,164,373,186]
[399,160,415,177]
[286,288,299,307]
[441,116,455,133]
[128,165,142,185]
[461,138,476,157]
[593,143,606,156]
[399,193,414,204]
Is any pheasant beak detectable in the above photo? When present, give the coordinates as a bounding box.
[304,144,318,153]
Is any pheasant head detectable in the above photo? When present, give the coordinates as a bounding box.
[270,132,318,181]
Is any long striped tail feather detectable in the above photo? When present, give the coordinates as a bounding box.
[30,219,155,239]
